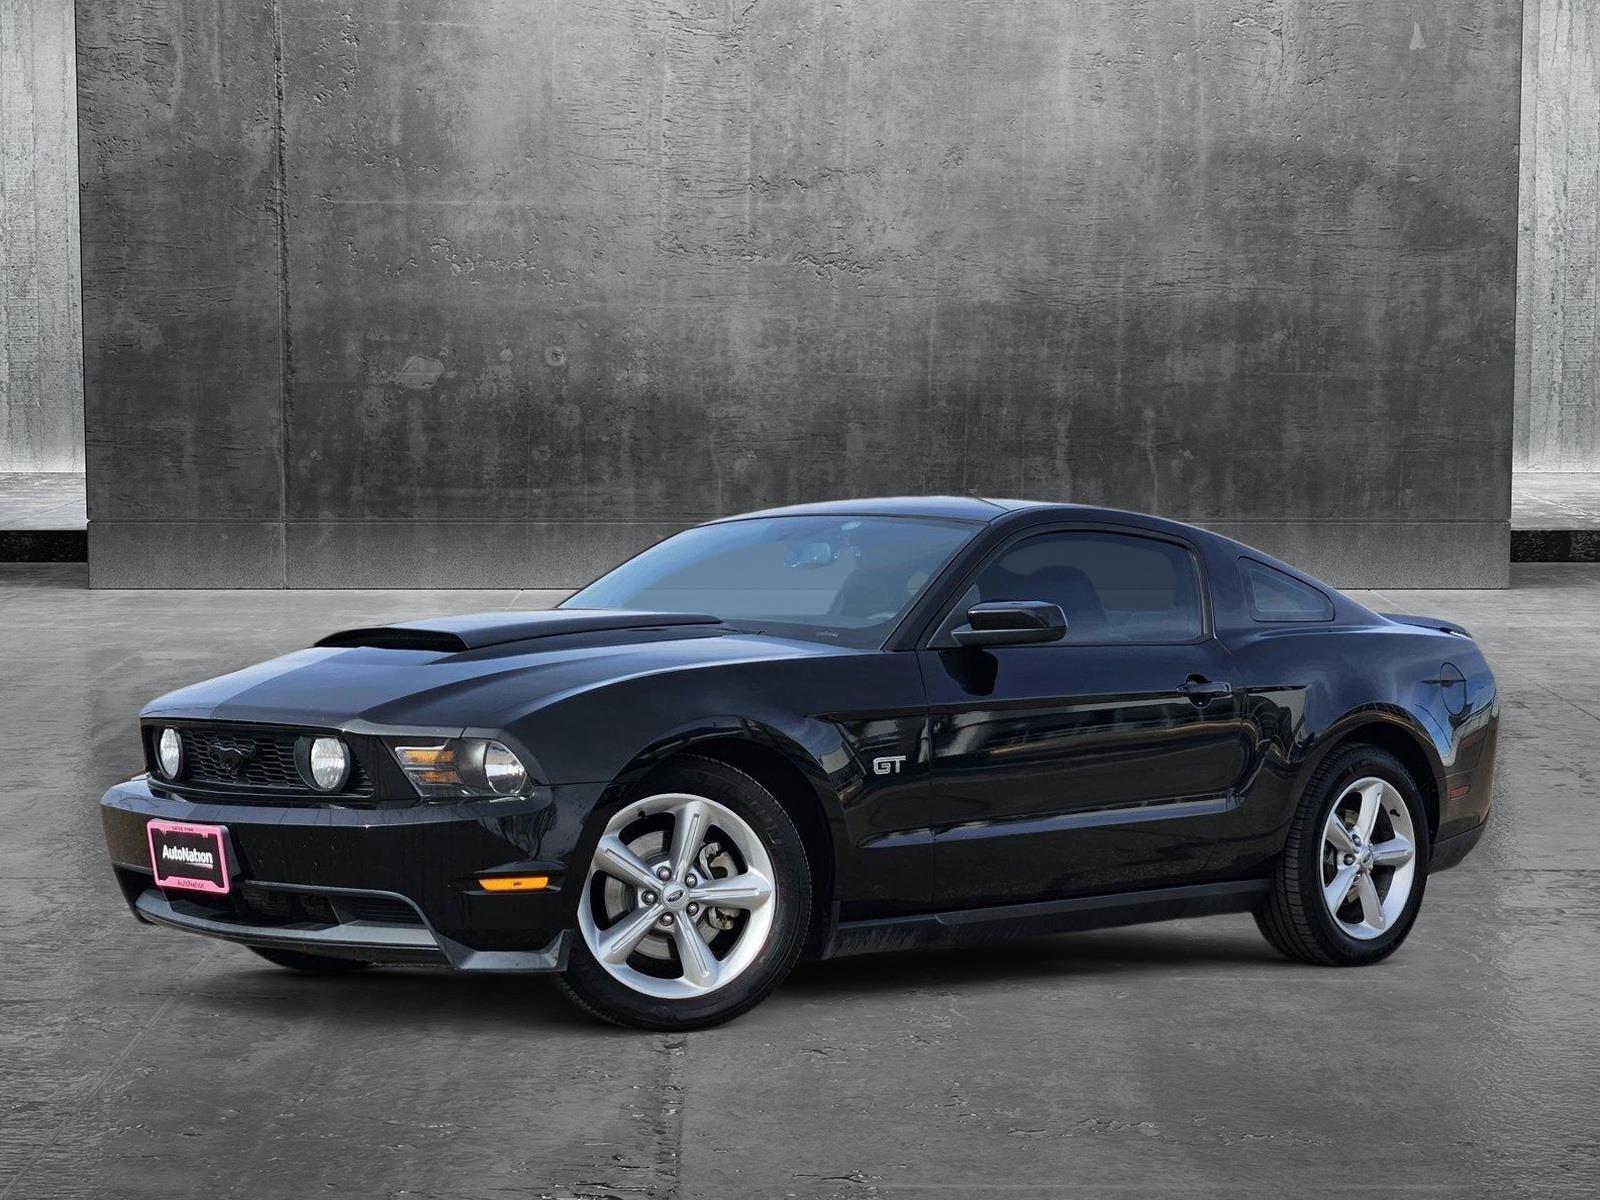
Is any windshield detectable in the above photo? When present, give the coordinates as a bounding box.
[562,515,980,647]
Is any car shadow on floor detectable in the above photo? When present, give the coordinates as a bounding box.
[190,923,1280,1031]
[786,923,1283,999]
[194,957,596,1030]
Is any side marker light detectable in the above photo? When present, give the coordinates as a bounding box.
[478,875,549,892]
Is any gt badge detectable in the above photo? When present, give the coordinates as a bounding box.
[872,755,907,776]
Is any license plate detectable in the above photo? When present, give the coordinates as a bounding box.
[147,819,232,895]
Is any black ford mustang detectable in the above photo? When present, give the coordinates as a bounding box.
[101,498,1498,1028]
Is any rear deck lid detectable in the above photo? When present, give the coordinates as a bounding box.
[1379,612,1472,638]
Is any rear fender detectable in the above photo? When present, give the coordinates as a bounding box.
[1293,706,1447,830]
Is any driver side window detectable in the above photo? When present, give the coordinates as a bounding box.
[958,530,1205,645]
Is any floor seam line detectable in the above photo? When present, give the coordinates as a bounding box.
[0,945,219,1200]
[1499,662,1600,723]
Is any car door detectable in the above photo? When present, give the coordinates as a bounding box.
[918,526,1254,908]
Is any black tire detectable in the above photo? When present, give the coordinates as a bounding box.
[247,946,373,974]
[557,756,813,1030]
[1255,745,1432,966]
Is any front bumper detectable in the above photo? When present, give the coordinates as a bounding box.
[101,776,609,971]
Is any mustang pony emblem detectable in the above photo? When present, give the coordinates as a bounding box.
[212,741,253,779]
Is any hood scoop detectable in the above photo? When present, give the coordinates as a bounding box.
[315,609,724,653]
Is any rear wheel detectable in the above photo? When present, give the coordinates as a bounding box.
[558,757,812,1030]
[247,946,373,974]
[1255,745,1430,966]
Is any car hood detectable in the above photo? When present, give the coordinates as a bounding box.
[140,609,853,732]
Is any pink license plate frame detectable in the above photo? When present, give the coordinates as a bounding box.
[147,819,232,895]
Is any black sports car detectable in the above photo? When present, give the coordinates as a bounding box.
[101,498,1498,1028]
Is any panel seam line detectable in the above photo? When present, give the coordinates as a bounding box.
[271,0,292,585]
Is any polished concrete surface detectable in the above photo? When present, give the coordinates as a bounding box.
[0,473,85,530]
[2,564,1596,1198]
[1513,472,1600,529]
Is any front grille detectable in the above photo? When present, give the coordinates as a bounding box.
[154,722,376,800]
[175,883,425,929]
[235,882,338,925]
[332,895,423,925]
[184,728,301,788]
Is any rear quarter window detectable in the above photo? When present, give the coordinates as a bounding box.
[1241,559,1335,623]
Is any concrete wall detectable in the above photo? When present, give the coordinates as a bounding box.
[1,0,82,472]
[78,0,1522,589]
[1515,0,1599,472]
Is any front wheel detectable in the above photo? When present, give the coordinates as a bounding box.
[557,757,812,1030]
[1255,745,1431,966]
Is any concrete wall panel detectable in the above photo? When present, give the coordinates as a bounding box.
[80,0,1522,588]
[76,0,284,521]
[285,519,688,589]
[1,0,83,472]
[86,521,285,588]
[1515,0,1600,472]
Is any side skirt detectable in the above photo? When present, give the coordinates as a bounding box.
[822,879,1269,959]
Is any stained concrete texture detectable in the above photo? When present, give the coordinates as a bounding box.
[0,472,87,563]
[76,0,1521,589]
[1513,471,1600,529]
[1,563,1597,1198]
[0,0,83,471]
[1516,0,1600,472]
[0,471,86,530]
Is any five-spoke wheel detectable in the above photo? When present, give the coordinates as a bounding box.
[578,792,778,998]
[1255,745,1430,966]
[1319,776,1418,939]
[558,757,811,1029]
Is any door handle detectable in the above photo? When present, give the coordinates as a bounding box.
[1178,676,1233,704]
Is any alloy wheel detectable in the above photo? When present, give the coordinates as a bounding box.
[1320,776,1418,940]
[577,792,778,999]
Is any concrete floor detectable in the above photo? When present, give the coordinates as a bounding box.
[1,563,1597,1199]
[0,473,86,530]
[1512,472,1600,529]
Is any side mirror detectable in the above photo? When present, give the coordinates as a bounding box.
[951,601,1068,647]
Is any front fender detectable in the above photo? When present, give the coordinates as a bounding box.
[598,713,856,844]
[509,649,932,919]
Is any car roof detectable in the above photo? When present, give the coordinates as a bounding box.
[699,497,1274,566]
[686,498,1357,620]
[699,496,1225,531]
[703,496,1062,524]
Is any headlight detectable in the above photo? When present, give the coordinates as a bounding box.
[389,738,530,799]
[480,741,527,794]
[156,727,183,778]
[306,736,351,791]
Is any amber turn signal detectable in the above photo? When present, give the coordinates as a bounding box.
[478,875,549,892]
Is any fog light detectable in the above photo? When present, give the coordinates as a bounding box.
[308,737,350,791]
[157,728,183,778]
